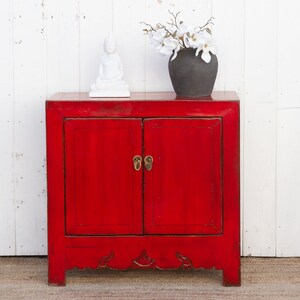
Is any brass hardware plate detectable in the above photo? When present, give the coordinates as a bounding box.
[133,155,142,171]
[144,155,153,171]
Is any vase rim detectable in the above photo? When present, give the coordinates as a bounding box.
[180,47,196,51]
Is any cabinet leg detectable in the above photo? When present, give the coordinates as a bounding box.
[223,267,241,286]
[48,260,66,286]
[48,269,66,286]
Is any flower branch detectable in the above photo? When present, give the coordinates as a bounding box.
[141,11,217,63]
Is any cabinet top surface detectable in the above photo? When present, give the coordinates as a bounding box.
[48,92,239,102]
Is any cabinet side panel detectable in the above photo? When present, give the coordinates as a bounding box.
[46,105,66,285]
[222,104,240,285]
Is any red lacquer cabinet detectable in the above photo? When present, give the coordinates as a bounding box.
[46,92,240,286]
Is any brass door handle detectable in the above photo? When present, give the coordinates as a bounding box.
[133,155,142,171]
[144,155,153,171]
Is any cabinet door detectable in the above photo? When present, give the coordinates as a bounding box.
[64,118,143,235]
[143,118,222,235]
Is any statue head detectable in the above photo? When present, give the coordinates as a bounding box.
[104,32,116,54]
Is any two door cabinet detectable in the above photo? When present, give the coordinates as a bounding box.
[46,92,240,286]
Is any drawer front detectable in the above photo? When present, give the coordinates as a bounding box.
[64,118,143,235]
[143,118,222,235]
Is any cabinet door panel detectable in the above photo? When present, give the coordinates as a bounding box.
[65,118,143,235]
[144,118,222,235]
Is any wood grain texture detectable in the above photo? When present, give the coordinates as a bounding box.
[143,118,222,234]
[65,118,143,235]
[46,0,80,95]
[179,0,212,29]
[46,102,66,284]
[212,0,244,93]
[0,0,15,255]
[13,0,47,255]
[46,93,240,286]
[277,0,300,109]
[79,0,113,92]
[211,0,245,257]
[47,91,239,101]
[0,0,300,257]
[113,0,146,92]
[144,0,179,92]
[243,0,277,256]
[276,109,300,256]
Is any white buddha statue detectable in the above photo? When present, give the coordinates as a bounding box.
[89,32,130,97]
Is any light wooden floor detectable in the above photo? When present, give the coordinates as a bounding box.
[0,257,299,299]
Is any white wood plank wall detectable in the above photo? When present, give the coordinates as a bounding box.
[0,0,299,256]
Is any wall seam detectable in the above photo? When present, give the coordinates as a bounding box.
[78,0,81,92]
[144,0,147,92]
[274,0,279,257]
[241,0,246,257]
[44,0,49,98]
[10,0,17,255]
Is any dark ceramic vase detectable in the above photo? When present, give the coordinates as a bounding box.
[168,48,218,98]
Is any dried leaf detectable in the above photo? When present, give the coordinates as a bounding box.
[206,28,212,34]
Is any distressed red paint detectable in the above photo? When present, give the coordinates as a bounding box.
[46,92,240,286]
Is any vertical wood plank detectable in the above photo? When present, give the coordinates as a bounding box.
[178,0,212,30]
[211,0,245,254]
[242,0,277,256]
[78,0,113,92]
[0,0,298,257]
[276,109,300,256]
[113,0,146,92]
[12,0,47,255]
[145,0,180,92]
[276,0,300,257]
[46,0,80,96]
[277,1,300,109]
[212,0,244,93]
[0,0,16,255]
